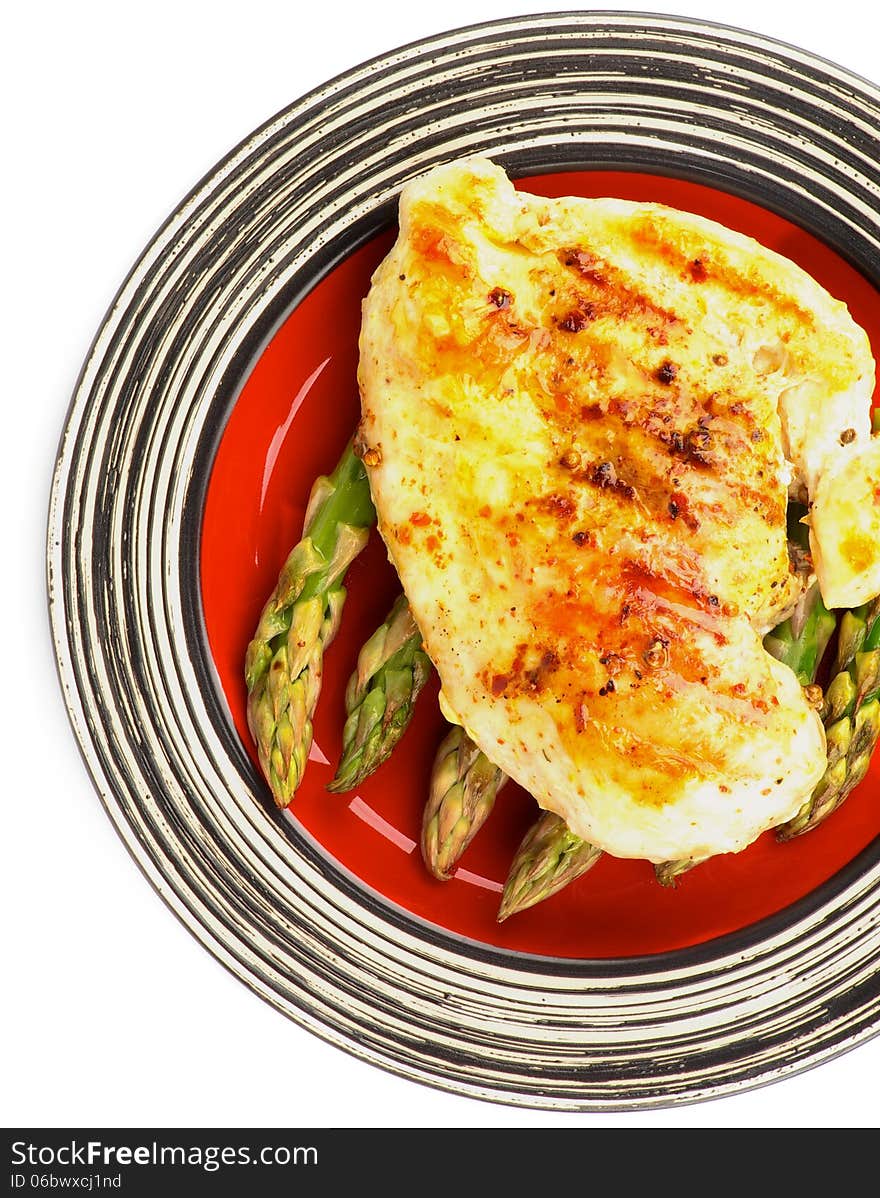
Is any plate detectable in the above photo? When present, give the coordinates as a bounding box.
[48,12,880,1110]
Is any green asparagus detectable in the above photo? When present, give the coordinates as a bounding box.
[245,439,375,806]
[763,582,836,687]
[328,592,432,792]
[777,596,880,840]
[764,501,836,685]
[498,811,603,921]
[421,724,508,880]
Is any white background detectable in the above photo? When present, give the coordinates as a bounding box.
[4,0,880,1131]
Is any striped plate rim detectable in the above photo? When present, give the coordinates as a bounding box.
[47,11,880,1111]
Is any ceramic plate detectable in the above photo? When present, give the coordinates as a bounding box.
[48,12,880,1110]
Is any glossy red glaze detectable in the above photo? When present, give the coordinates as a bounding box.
[201,171,880,959]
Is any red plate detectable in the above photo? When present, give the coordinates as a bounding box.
[201,170,880,959]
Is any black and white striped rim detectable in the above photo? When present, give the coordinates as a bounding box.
[47,12,880,1111]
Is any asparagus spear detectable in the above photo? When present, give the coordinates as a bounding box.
[245,439,375,806]
[328,592,432,792]
[498,811,603,921]
[762,581,836,687]
[420,723,603,913]
[777,597,880,840]
[421,724,508,879]
[764,500,836,684]
[326,589,506,868]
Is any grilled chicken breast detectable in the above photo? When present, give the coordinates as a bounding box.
[358,157,877,863]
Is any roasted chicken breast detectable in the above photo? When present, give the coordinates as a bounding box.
[358,157,877,863]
